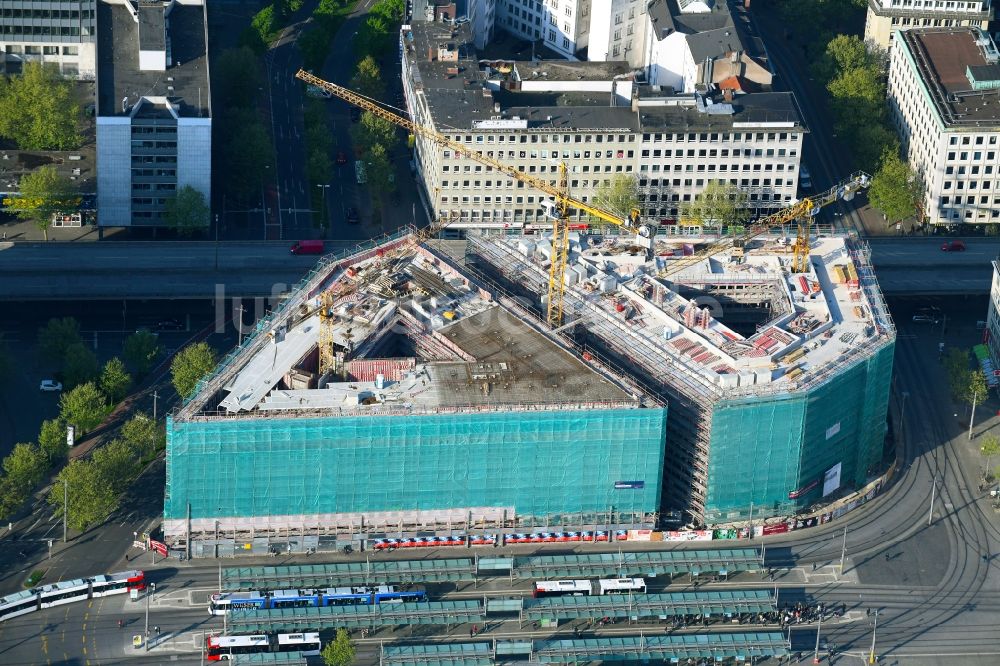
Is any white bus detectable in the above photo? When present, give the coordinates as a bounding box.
[533,580,593,597]
[597,578,647,595]
[206,633,321,661]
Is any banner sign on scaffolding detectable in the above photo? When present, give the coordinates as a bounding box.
[149,539,168,557]
[822,462,842,497]
[788,478,819,499]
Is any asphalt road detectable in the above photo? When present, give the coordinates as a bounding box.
[2,237,993,300]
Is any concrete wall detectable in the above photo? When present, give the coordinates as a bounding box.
[176,117,212,200]
[96,117,133,226]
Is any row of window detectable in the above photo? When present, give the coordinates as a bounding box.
[440,131,800,146]
[640,163,797,175]
[438,190,791,207]
[941,180,996,190]
[132,183,176,192]
[886,0,984,10]
[445,132,633,144]
[0,9,94,21]
[940,194,1000,205]
[642,147,796,158]
[4,44,79,55]
[945,163,996,175]
[0,26,93,37]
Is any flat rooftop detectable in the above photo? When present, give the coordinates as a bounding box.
[184,233,644,421]
[901,27,1000,126]
[467,232,895,403]
[404,20,799,132]
[97,1,210,118]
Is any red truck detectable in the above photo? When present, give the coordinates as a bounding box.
[290,240,325,255]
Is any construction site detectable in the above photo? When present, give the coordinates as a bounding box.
[165,218,894,551]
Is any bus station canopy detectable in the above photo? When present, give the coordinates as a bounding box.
[531,632,789,662]
[381,642,494,666]
[228,601,484,632]
[512,549,762,578]
[522,589,775,620]
[223,559,476,590]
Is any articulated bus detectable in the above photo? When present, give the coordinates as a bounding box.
[209,585,426,615]
[206,632,321,661]
[0,570,146,622]
[533,578,647,597]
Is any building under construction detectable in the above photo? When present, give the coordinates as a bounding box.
[164,229,893,548]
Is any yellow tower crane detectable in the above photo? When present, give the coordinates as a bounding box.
[660,172,871,278]
[295,69,654,328]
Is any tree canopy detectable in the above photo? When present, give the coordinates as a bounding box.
[222,108,274,203]
[680,181,749,228]
[49,459,119,532]
[869,148,922,225]
[63,342,100,388]
[123,330,161,377]
[213,47,259,109]
[58,382,108,435]
[164,185,210,234]
[15,166,78,240]
[100,357,132,403]
[321,629,356,666]
[351,56,386,100]
[171,342,218,399]
[0,62,81,150]
[38,418,68,464]
[38,317,82,363]
[592,175,640,221]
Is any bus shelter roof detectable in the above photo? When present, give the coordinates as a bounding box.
[223,559,477,590]
[523,589,776,620]
[531,632,789,662]
[381,642,493,666]
[512,549,762,578]
[228,601,484,632]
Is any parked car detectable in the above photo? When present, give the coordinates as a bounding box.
[912,314,940,324]
[941,239,966,251]
[40,380,62,392]
[346,207,360,224]
[305,85,332,99]
[336,151,348,166]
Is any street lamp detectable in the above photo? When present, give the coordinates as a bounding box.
[868,608,879,664]
[144,582,156,651]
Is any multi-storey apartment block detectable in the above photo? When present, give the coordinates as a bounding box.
[401,18,803,236]
[864,0,993,50]
[95,0,211,228]
[0,0,96,78]
[888,27,1000,225]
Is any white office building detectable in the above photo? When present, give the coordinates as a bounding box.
[0,0,97,79]
[864,0,992,50]
[401,18,804,236]
[95,0,211,228]
[498,0,592,58]
[887,27,1000,226]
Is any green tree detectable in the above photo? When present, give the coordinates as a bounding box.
[351,111,398,152]
[680,181,749,227]
[49,459,119,532]
[63,342,100,388]
[2,442,48,493]
[298,27,331,71]
[366,142,395,200]
[92,438,141,493]
[351,56,386,100]
[99,357,132,403]
[869,148,922,226]
[814,34,869,81]
[14,165,77,241]
[222,111,273,203]
[372,0,406,22]
[58,382,108,435]
[592,175,640,220]
[213,47,259,110]
[963,369,989,408]
[38,418,68,464]
[171,342,217,399]
[123,330,162,377]
[38,317,82,363]
[981,434,1000,481]
[120,413,162,461]
[827,66,884,105]
[321,628,356,666]
[0,476,27,521]
[164,185,210,235]
[943,347,970,398]
[0,62,81,150]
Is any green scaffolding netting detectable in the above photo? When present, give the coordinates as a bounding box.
[705,343,894,521]
[166,408,667,522]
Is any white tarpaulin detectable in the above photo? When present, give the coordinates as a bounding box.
[823,462,842,497]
